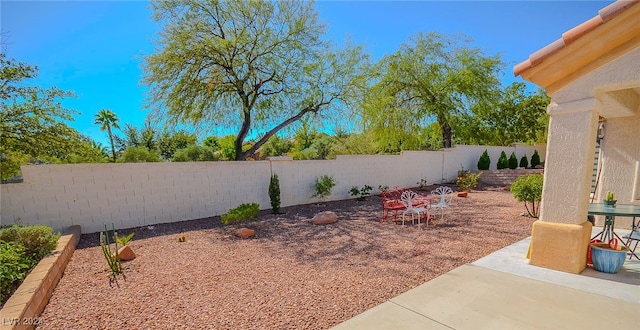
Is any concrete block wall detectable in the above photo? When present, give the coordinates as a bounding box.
[0,144,544,233]
[479,169,545,186]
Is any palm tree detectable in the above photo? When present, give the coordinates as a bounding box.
[94,109,120,161]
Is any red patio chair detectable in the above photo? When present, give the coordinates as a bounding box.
[381,187,409,222]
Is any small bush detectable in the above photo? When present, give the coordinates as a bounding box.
[531,150,541,168]
[115,232,134,246]
[221,203,260,225]
[269,174,281,214]
[119,146,161,163]
[0,241,36,306]
[311,175,336,201]
[510,174,544,218]
[508,152,518,169]
[0,225,60,260]
[519,155,529,169]
[477,149,490,170]
[173,144,217,162]
[0,225,59,306]
[497,151,509,170]
[349,185,373,201]
[456,171,482,192]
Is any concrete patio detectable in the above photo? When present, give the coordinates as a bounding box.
[332,227,640,329]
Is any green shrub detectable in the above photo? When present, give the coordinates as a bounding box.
[0,224,59,306]
[510,174,544,218]
[221,203,260,225]
[349,185,373,201]
[519,155,528,169]
[0,241,36,306]
[269,174,281,214]
[508,152,518,169]
[0,225,60,260]
[311,175,336,202]
[115,232,134,246]
[173,144,217,162]
[456,171,482,192]
[477,149,491,170]
[497,151,508,170]
[531,150,541,168]
[120,146,161,163]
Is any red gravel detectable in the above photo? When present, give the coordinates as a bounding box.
[38,186,534,329]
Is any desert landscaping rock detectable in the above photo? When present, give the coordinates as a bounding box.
[236,227,256,239]
[312,211,338,225]
[38,187,534,330]
[117,245,136,261]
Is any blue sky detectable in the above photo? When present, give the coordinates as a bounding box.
[2,0,614,146]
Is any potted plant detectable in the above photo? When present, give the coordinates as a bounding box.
[604,191,617,207]
[590,239,629,274]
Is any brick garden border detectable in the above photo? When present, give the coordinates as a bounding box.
[0,225,80,330]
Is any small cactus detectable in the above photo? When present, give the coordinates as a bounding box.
[100,223,124,285]
[605,191,615,201]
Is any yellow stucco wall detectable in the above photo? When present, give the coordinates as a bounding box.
[529,220,592,274]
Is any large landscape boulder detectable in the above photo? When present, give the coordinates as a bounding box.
[312,211,338,225]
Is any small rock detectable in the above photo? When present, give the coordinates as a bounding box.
[118,245,136,261]
[312,211,338,225]
[236,228,255,239]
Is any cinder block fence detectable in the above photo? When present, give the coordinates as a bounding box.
[0,145,545,234]
[479,169,544,186]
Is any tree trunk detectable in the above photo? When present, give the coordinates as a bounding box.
[235,110,252,161]
[439,120,452,149]
[107,126,116,162]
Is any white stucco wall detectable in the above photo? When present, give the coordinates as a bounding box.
[597,115,640,204]
[541,46,640,226]
[552,47,640,106]
[0,145,544,233]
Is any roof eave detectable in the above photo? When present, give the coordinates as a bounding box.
[514,1,640,94]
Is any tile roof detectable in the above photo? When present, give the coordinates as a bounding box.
[514,0,639,77]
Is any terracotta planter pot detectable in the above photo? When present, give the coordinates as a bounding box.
[457,192,468,198]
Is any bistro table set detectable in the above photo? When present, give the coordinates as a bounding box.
[589,202,640,261]
[381,186,455,228]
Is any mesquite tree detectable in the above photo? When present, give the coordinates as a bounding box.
[143,0,369,160]
[361,32,503,150]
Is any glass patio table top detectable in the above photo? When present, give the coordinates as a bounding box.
[589,203,640,247]
[588,203,640,217]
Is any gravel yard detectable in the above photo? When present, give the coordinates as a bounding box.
[38,186,534,329]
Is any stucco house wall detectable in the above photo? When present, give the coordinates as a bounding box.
[549,46,639,205]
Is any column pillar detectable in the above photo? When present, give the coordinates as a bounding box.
[529,98,599,273]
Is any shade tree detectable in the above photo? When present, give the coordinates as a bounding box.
[143,0,370,160]
[361,32,503,150]
[0,52,94,179]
